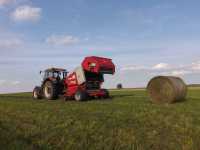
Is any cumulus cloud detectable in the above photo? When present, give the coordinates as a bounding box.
[46,35,79,46]
[170,70,191,76]
[0,0,14,6]
[120,65,146,71]
[0,38,23,49]
[0,80,6,85]
[11,81,20,85]
[0,80,20,86]
[120,63,170,71]
[157,70,192,77]
[191,61,200,70]
[152,63,170,70]
[159,62,200,77]
[11,5,41,22]
[120,61,200,77]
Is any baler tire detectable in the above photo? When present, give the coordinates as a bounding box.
[43,81,58,100]
[74,90,87,101]
[102,89,110,99]
[33,86,42,99]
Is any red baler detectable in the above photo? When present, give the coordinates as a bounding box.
[64,56,115,101]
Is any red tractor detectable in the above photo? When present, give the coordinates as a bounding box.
[33,56,115,101]
[33,68,68,100]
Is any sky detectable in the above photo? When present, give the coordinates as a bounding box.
[0,0,200,93]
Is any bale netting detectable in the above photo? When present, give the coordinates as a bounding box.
[147,76,187,104]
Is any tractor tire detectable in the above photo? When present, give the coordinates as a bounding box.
[74,90,87,101]
[33,86,42,99]
[43,81,58,100]
[102,89,110,99]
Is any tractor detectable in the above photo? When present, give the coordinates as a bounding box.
[33,68,68,100]
[33,56,115,101]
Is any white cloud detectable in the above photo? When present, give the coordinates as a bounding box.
[154,4,176,9]
[151,69,192,77]
[152,63,170,70]
[84,37,89,41]
[120,63,171,71]
[46,35,79,46]
[120,65,146,71]
[191,61,200,70]
[11,81,20,85]
[11,5,41,22]
[0,38,23,49]
[0,0,14,6]
[120,61,200,78]
[0,80,21,86]
[0,80,6,85]
[170,70,191,76]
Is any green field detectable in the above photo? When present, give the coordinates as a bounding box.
[0,88,200,150]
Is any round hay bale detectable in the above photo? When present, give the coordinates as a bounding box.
[147,76,187,104]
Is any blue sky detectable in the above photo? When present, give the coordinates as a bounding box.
[0,0,200,93]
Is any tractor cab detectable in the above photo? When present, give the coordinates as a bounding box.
[33,68,68,100]
[41,68,68,82]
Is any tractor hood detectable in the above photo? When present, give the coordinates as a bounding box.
[82,56,115,74]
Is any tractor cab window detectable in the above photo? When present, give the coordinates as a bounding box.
[53,72,61,80]
[44,71,53,79]
[43,70,67,80]
[63,72,68,79]
[44,71,59,79]
[53,71,67,80]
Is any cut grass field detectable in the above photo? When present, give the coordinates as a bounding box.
[0,88,200,150]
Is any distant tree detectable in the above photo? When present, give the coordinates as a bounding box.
[117,83,123,89]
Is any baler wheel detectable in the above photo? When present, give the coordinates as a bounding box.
[102,89,110,99]
[74,90,87,101]
[43,81,58,100]
[33,86,42,99]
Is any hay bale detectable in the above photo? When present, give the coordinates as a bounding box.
[147,76,187,104]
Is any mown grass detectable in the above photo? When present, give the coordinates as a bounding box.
[0,88,200,150]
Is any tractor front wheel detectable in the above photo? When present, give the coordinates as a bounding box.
[43,81,58,100]
[33,86,42,99]
[74,90,87,101]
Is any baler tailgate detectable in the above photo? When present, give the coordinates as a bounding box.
[82,56,115,74]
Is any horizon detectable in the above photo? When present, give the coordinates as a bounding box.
[0,0,200,93]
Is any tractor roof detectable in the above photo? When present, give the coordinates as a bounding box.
[45,67,66,72]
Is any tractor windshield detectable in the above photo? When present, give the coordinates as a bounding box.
[44,71,67,80]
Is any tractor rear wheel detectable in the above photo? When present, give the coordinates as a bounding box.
[33,86,42,99]
[43,81,58,100]
[74,90,87,101]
